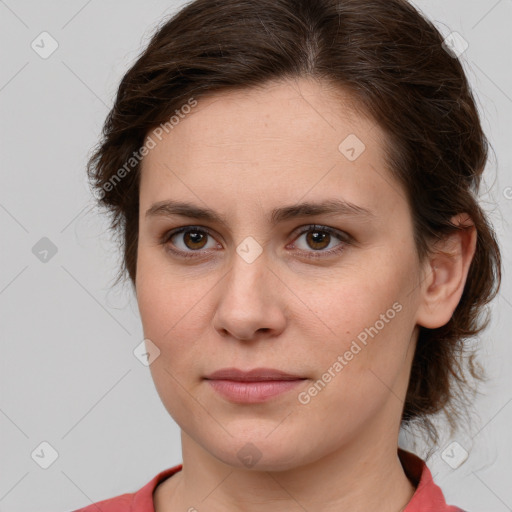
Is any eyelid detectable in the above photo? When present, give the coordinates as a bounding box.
[290,224,350,241]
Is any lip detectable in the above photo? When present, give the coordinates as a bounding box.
[204,367,307,403]
[204,367,304,381]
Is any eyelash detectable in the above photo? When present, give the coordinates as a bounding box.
[160,225,352,260]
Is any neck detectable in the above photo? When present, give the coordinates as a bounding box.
[155,430,416,512]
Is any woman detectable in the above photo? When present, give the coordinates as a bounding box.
[75,0,501,510]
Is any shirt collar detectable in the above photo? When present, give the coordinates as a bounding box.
[398,448,464,511]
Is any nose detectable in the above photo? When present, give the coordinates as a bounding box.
[212,250,287,342]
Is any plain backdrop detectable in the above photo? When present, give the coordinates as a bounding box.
[1,1,511,511]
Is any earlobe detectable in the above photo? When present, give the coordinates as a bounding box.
[415,214,477,329]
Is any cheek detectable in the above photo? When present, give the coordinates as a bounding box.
[136,247,207,339]
[297,254,416,373]
[293,276,413,430]
[135,253,223,399]
[136,259,209,426]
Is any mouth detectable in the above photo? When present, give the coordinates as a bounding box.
[204,367,307,403]
[204,367,305,381]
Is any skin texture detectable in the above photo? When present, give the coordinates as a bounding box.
[135,78,477,512]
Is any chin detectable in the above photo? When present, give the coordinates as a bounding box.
[201,430,312,472]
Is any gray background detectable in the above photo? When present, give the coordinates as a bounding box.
[1,1,511,511]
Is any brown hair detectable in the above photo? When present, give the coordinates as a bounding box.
[87,0,502,446]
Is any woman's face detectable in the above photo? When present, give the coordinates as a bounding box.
[136,78,426,470]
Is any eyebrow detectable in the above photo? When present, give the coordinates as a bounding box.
[145,199,375,226]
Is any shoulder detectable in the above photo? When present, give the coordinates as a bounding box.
[72,492,134,511]
[70,464,183,512]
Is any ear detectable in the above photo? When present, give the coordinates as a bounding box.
[415,213,477,329]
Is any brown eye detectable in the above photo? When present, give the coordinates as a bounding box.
[163,227,218,258]
[292,225,350,259]
[305,230,331,251]
[182,230,208,250]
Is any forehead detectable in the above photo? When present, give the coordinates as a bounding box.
[139,78,404,220]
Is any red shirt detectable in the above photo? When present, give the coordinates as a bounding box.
[72,448,466,511]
